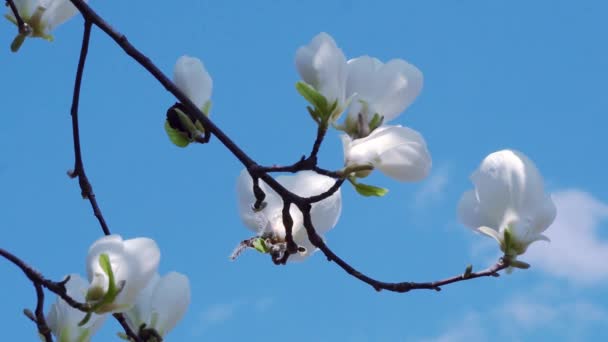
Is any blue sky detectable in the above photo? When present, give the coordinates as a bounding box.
[1,0,608,341]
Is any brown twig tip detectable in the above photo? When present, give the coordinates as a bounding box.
[23,309,36,322]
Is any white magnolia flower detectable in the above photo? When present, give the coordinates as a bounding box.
[458,149,556,258]
[173,55,213,111]
[341,125,431,182]
[47,274,106,342]
[236,170,342,261]
[345,56,423,137]
[125,272,190,337]
[295,32,348,116]
[86,235,160,313]
[5,0,84,39]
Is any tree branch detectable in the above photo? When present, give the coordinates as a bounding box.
[297,203,510,293]
[113,313,141,342]
[33,283,53,342]
[68,19,111,236]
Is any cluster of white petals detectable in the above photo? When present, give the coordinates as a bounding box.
[86,235,160,313]
[46,235,190,340]
[125,272,191,337]
[173,55,213,111]
[237,170,342,261]
[296,33,431,183]
[47,274,106,342]
[458,150,556,258]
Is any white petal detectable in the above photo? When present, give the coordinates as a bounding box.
[120,238,161,308]
[458,190,489,230]
[472,150,546,215]
[125,273,160,330]
[173,55,213,110]
[86,235,160,312]
[86,235,124,290]
[151,272,190,336]
[346,56,382,104]
[40,0,83,31]
[346,56,422,123]
[477,226,503,245]
[295,32,347,106]
[345,125,431,181]
[372,59,423,122]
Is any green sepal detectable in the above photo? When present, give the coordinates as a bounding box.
[510,259,531,269]
[252,238,269,254]
[116,332,130,341]
[348,177,388,197]
[368,113,384,132]
[78,312,93,327]
[307,106,320,124]
[296,81,328,112]
[10,34,26,52]
[164,120,190,147]
[463,264,473,279]
[202,100,212,116]
[5,13,18,26]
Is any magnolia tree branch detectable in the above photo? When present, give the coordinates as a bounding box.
[64,0,512,295]
[113,313,141,342]
[67,19,111,236]
[296,203,510,292]
[33,283,53,341]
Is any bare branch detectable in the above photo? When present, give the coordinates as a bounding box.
[297,203,510,293]
[68,19,111,236]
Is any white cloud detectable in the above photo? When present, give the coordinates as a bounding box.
[501,297,559,328]
[193,296,276,336]
[412,166,449,208]
[200,302,241,325]
[418,294,608,342]
[418,313,486,342]
[525,189,608,285]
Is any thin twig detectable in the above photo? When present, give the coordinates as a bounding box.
[113,313,141,342]
[33,283,53,341]
[297,203,509,292]
[309,124,327,160]
[5,0,28,34]
[68,20,110,236]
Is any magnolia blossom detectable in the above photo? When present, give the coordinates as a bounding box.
[295,32,347,115]
[47,274,106,342]
[5,0,84,39]
[236,170,342,261]
[125,272,190,337]
[86,235,160,313]
[458,150,556,258]
[342,125,431,182]
[345,56,423,136]
[173,55,213,111]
